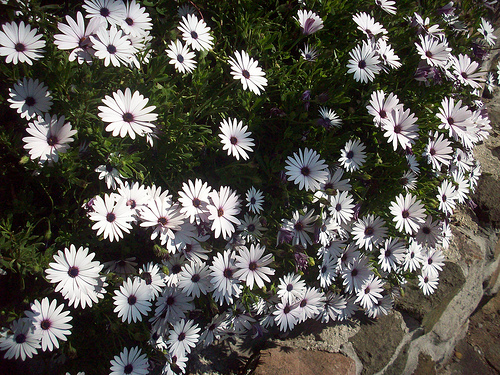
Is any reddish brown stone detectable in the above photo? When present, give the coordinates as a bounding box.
[254,348,356,375]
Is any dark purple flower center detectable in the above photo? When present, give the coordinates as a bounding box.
[425,51,433,58]
[107,44,117,54]
[15,43,25,52]
[40,319,52,330]
[364,286,371,294]
[172,264,181,274]
[394,125,402,134]
[250,197,256,204]
[15,334,26,344]
[379,109,387,118]
[284,305,291,314]
[127,199,137,209]
[424,276,429,283]
[301,166,310,176]
[100,7,110,17]
[351,269,358,277]
[47,135,58,146]
[249,261,257,271]
[106,164,114,172]
[192,198,201,207]
[461,72,468,79]
[364,226,374,236]
[299,299,307,307]
[191,273,200,282]
[423,227,431,234]
[127,295,137,305]
[428,258,433,264]
[358,60,367,69]
[191,31,198,39]
[166,296,175,305]
[335,203,342,212]
[247,224,255,232]
[286,284,293,291]
[346,150,354,159]
[429,148,436,156]
[177,54,184,63]
[184,244,192,253]
[402,210,410,219]
[294,222,303,231]
[223,268,233,278]
[124,364,133,374]
[178,332,186,341]
[447,117,454,125]
[68,266,79,278]
[106,212,116,222]
[25,96,35,106]
[217,208,224,217]
[122,112,134,123]
[125,17,134,26]
[230,136,238,145]
[442,194,447,202]
[142,272,152,285]
[385,250,392,257]
[242,70,250,79]
[158,217,168,226]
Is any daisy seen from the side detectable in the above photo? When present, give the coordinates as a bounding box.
[366,90,402,126]
[218,118,254,160]
[98,88,158,139]
[8,78,52,120]
[209,250,242,305]
[295,9,324,35]
[228,50,268,95]
[318,107,342,129]
[0,21,45,65]
[23,114,77,164]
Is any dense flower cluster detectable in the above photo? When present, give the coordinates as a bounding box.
[0,0,497,373]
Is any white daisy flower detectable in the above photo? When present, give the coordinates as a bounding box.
[375,0,397,15]
[45,245,104,307]
[378,238,406,272]
[452,54,484,89]
[403,240,424,272]
[0,318,41,361]
[277,273,306,305]
[22,113,77,164]
[209,250,242,305]
[218,118,255,160]
[95,163,124,190]
[177,260,211,298]
[317,292,347,323]
[151,287,194,332]
[8,77,52,120]
[0,21,45,65]
[24,298,72,352]
[389,193,426,235]
[228,50,268,95]
[355,275,384,309]
[341,256,372,293]
[140,196,185,245]
[351,214,387,250]
[329,191,355,225]
[347,42,381,83]
[415,215,442,248]
[237,213,266,243]
[366,90,402,126]
[478,17,496,46]
[296,287,324,323]
[418,268,439,295]
[337,296,359,321]
[113,277,152,323]
[281,208,318,248]
[295,9,324,35]
[207,186,241,240]
[178,14,213,51]
[415,34,451,68]
[400,170,417,191]
[90,25,134,67]
[318,106,342,129]
[273,302,300,332]
[89,194,135,242]
[437,179,457,216]
[234,244,275,290]
[352,12,387,38]
[376,39,401,69]
[121,0,152,37]
[321,167,352,192]
[422,248,445,277]
[285,148,329,191]
[436,97,472,142]
[109,346,149,375]
[139,262,166,301]
[167,319,200,357]
[117,181,149,218]
[166,39,197,73]
[406,154,420,174]
[423,131,453,171]
[163,352,188,375]
[83,0,126,27]
[366,294,393,318]
[54,11,104,64]
[382,107,419,151]
[178,179,212,224]
[339,139,367,172]
[98,88,158,139]
[300,43,319,62]
[245,186,264,214]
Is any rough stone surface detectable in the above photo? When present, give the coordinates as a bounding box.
[349,312,405,374]
[254,348,356,375]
